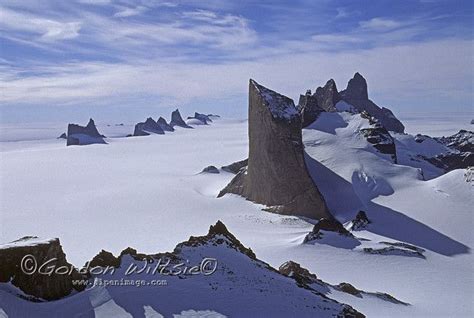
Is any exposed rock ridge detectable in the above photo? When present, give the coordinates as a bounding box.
[218,79,332,220]
[340,73,405,133]
[0,237,85,300]
[314,79,341,112]
[170,109,192,128]
[157,116,174,132]
[66,118,106,146]
[133,117,165,136]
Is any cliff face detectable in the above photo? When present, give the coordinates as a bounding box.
[0,237,85,300]
[219,79,332,220]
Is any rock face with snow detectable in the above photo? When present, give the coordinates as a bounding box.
[435,130,473,153]
[416,130,474,173]
[279,261,407,308]
[219,79,332,220]
[157,116,174,132]
[0,237,85,300]
[360,126,397,163]
[304,218,352,242]
[66,118,106,146]
[425,152,474,172]
[314,79,341,112]
[0,222,369,317]
[133,117,165,136]
[340,73,405,133]
[170,109,192,128]
[348,211,371,231]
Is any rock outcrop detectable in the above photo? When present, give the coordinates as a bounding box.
[170,109,192,128]
[218,79,332,220]
[314,79,341,112]
[298,89,324,128]
[340,73,405,133]
[66,118,106,146]
[279,261,407,310]
[425,152,474,172]
[194,112,212,124]
[348,211,371,231]
[221,158,248,174]
[133,117,164,136]
[57,133,67,139]
[360,126,397,163]
[0,237,85,300]
[157,116,174,132]
[201,165,220,174]
[304,218,352,242]
[435,130,473,153]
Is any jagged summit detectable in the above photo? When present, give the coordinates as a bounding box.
[66,118,106,146]
[133,117,165,136]
[157,116,174,132]
[170,109,192,128]
[336,73,405,133]
[314,78,341,112]
[342,72,368,100]
[250,79,299,121]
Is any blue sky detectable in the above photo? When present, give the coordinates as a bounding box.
[0,0,472,123]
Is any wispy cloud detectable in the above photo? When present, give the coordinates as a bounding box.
[359,17,403,31]
[113,6,148,18]
[0,7,82,42]
[0,0,472,120]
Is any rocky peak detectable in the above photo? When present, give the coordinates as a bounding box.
[170,109,192,128]
[66,118,106,146]
[343,72,368,100]
[177,220,257,260]
[133,117,164,136]
[219,79,332,220]
[339,73,405,133]
[157,116,174,132]
[314,79,341,112]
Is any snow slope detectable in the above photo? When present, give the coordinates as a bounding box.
[0,116,473,317]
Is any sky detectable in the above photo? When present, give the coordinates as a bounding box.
[0,0,473,124]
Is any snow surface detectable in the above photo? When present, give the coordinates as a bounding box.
[185,118,207,126]
[0,116,473,317]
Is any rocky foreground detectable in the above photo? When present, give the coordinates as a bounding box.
[0,221,415,317]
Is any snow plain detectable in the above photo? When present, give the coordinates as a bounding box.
[0,113,473,317]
